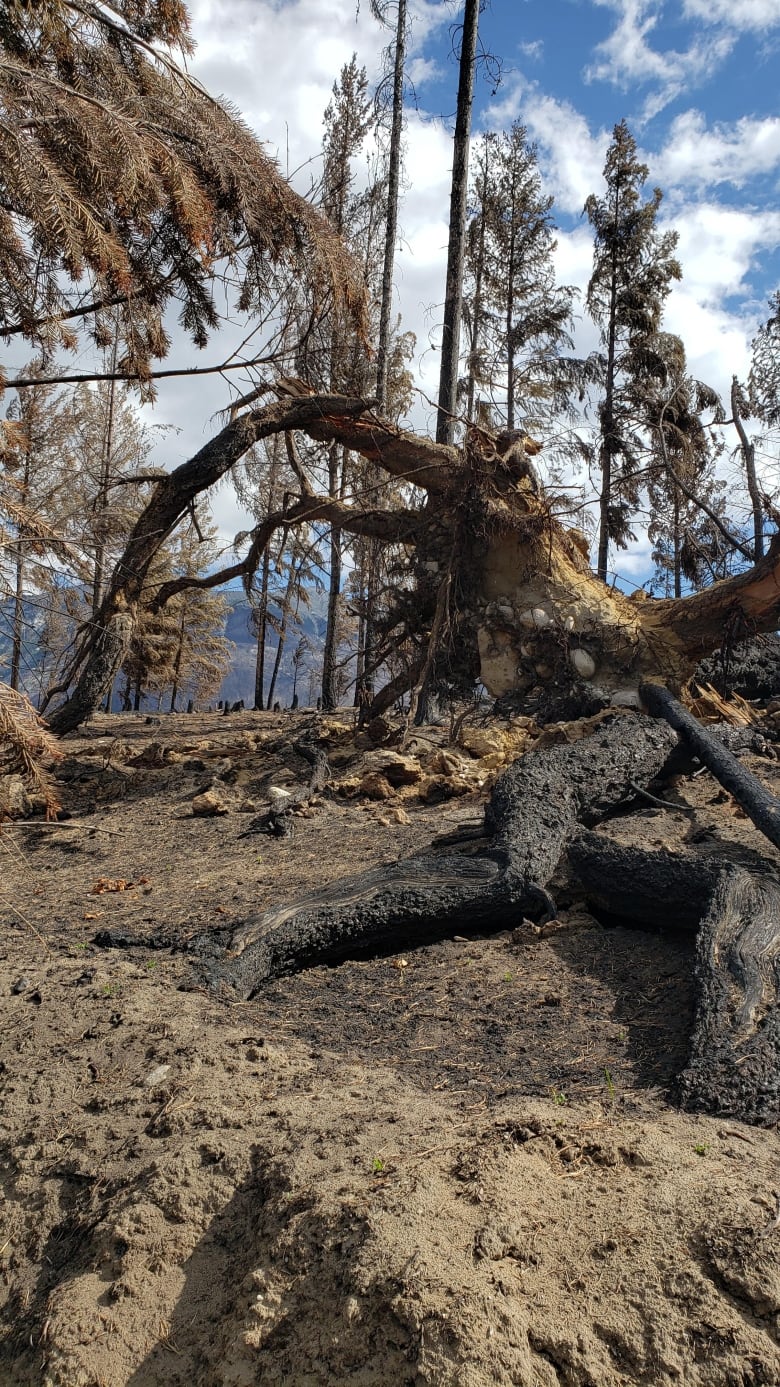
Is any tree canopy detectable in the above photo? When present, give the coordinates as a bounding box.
[0,0,364,388]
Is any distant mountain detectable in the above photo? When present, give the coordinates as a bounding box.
[218,586,329,708]
[0,584,340,711]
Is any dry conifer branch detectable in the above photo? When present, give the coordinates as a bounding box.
[0,684,62,821]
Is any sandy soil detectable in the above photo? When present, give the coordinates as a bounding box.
[1,709,778,1387]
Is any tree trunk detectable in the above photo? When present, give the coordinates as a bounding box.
[91,366,118,617]
[253,544,271,709]
[596,224,620,583]
[266,556,298,710]
[436,0,479,446]
[10,538,25,694]
[731,377,764,562]
[375,0,407,410]
[321,443,344,710]
[204,708,780,1126]
[505,219,516,432]
[169,606,186,712]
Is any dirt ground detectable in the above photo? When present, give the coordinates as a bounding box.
[1,708,778,1387]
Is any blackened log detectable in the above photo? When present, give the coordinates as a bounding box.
[640,681,780,851]
[217,713,677,998]
[569,833,780,1126]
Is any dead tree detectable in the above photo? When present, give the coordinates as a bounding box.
[45,394,780,733]
[207,702,780,1127]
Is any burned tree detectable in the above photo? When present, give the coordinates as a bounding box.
[45,390,780,733]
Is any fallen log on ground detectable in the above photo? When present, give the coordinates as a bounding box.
[641,681,780,850]
[224,707,780,996]
[212,706,780,1126]
[220,711,677,996]
[569,834,780,1127]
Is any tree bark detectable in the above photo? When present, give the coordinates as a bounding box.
[375,0,407,410]
[568,834,780,1126]
[217,714,677,997]
[731,377,764,562]
[436,0,479,445]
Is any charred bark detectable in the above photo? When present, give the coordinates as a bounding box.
[640,681,780,851]
[210,707,780,1125]
[568,834,780,1126]
[215,713,677,997]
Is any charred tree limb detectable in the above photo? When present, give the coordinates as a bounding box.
[640,681,780,851]
[211,709,780,1125]
[147,496,422,614]
[215,714,677,998]
[568,833,780,1126]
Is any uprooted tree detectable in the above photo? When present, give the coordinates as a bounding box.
[4,3,780,1127]
[45,391,780,735]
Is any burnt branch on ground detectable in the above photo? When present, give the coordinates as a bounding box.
[208,709,780,1127]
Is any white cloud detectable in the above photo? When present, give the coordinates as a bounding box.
[682,0,780,32]
[518,39,544,62]
[586,0,734,121]
[484,80,609,216]
[656,111,780,189]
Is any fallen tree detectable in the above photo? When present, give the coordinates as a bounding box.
[208,701,780,1127]
[46,395,780,733]
[48,394,780,1125]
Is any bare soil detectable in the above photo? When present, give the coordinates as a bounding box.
[1,709,778,1387]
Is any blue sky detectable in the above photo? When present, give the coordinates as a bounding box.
[151,0,780,575]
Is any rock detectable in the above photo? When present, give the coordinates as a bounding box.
[459,726,509,760]
[144,1064,171,1088]
[570,648,597,679]
[419,775,470,803]
[128,741,169,768]
[191,788,230,816]
[377,804,411,825]
[365,716,392,745]
[267,787,294,814]
[0,774,33,818]
[362,750,422,786]
[359,772,395,801]
[425,748,470,778]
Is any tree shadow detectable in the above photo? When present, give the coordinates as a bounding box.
[126,1146,417,1387]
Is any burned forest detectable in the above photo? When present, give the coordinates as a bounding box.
[2,4,780,1385]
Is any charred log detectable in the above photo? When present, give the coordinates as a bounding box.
[640,681,780,852]
[215,713,677,998]
[568,834,780,1126]
[210,706,780,1126]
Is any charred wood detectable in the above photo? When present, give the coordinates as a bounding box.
[568,833,780,1126]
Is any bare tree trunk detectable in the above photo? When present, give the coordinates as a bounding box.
[266,557,298,710]
[436,0,479,445]
[731,376,764,561]
[169,606,186,712]
[465,171,487,423]
[505,218,516,432]
[10,540,24,693]
[10,448,33,692]
[91,362,118,617]
[321,444,344,710]
[375,0,407,410]
[596,225,620,583]
[253,545,271,710]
